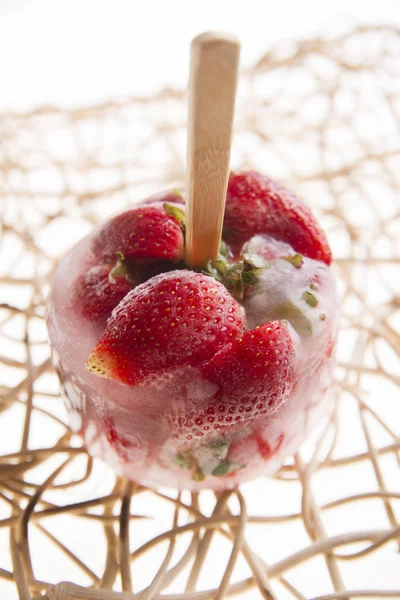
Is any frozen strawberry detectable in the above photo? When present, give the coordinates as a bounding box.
[73,265,132,321]
[48,174,339,491]
[86,270,246,385]
[91,205,184,263]
[224,171,332,264]
[187,322,295,434]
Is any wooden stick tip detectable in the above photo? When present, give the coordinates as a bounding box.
[191,31,240,50]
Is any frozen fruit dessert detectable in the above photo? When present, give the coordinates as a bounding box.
[47,171,339,490]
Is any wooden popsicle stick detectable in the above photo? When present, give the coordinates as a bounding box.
[185,32,240,268]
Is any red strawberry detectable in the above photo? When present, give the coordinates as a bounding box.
[190,322,295,435]
[91,205,184,263]
[86,270,246,385]
[73,265,132,321]
[169,322,295,440]
[224,171,332,265]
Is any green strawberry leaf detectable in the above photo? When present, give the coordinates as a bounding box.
[302,290,318,308]
[239,254,267,289]
[163,203,185,224]
[109,263,127,281]
[211,258,228,276]
[225,261,243,281]
[109,252,135,283]
[220,239,229,257]
[212,460,243,477]
[203,251,268,301]
[241,268,265,286]
[283,253,303,268]
[164,202,186,238]
[174,453,191,469]
[224,262,244,301]
[201,257,228,282]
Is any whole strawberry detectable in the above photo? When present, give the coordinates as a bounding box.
[168,322,295,441]
[92,204,184,263]
[72,197,185,322]
[224,171,332,264]
[87,271,246,385]
[200,322,295,425]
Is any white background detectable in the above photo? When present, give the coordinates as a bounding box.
[0,0,399,111]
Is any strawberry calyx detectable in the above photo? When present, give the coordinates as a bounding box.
[212,460,243,477]
[202,247,316,338]
[283,253,303,268]
[109,251,185,287]
[163,202,186,236]
[86,270,247,385]
[109,252,135,283]
[202,251,268,302]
